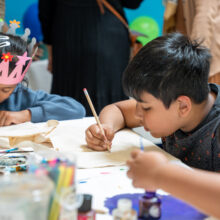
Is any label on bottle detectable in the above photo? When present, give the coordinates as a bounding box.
[113,210,137,220]
[139,197,161,219]
[148,205,161,218]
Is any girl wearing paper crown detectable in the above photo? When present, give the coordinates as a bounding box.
[0,20,85,126]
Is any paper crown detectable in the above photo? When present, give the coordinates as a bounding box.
[0,20,36,85]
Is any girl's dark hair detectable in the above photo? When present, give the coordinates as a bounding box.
[123,32,211,108]
[0,33,29,73]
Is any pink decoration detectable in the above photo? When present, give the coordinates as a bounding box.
[0,51,32,85]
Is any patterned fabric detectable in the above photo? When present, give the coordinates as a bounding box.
[162,83,220,171]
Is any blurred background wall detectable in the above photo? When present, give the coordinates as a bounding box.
[5,0,164,36]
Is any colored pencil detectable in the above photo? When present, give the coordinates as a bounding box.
[140,137,144,151]
[0,147,18,153]
[0,147,19,158]
[49,165,66,220]
[0,150,33,154]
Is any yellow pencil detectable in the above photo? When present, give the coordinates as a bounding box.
[49,165,66,220]
[83,88,110,151]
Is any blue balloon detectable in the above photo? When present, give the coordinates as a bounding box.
[23,3,43,42]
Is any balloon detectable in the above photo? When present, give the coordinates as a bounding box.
[130,16,160,45]
[23,3,43,42]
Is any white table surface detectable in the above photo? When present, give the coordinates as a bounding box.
[0,117,214,220]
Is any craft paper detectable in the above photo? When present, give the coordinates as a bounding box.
[0,118,182,169]
[0,120,58,148]
[48,119,179,168]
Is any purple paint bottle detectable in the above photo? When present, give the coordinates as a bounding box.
[138,191,161,220]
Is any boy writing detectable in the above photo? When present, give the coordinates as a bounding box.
[86,31,220,219]
[85,32,220,171]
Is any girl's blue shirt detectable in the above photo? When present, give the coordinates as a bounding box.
[0,84,86,122]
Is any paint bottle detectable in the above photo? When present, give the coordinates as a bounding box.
[138,191,161,220]
[78,194,96,220]
[112,198,137,220]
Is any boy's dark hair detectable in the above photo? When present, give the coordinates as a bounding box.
[123,32,211,108]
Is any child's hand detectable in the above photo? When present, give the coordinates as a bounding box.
[127,150,168,190]
[0,110,31,126]
[85,123,114,151]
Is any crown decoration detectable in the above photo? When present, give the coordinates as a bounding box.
[0,19,37,85]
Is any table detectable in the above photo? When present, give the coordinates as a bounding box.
[0,117,213,220]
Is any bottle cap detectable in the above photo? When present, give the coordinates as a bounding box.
[78,194,92,212]
[144,191,156,199]
[117,198,132,211]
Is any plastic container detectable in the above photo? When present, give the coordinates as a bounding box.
[0,173,54,220]
[28,152,82,220]
[112,198,137,220]
[59,186,83,220]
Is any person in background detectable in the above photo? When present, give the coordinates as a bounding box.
[22,2,47,61]
[38,0,143,116]
[163,0,220,84]
[0,31,85,126]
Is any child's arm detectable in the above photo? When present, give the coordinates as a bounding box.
[0,85,85,126]
[0,110,31,126]
[86,99,142,150]
[26,89,86,122]
[127,150,220,219]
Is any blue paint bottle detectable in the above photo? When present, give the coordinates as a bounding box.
[138,191,161,220]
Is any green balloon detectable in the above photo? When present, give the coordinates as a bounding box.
[130,16,160,45]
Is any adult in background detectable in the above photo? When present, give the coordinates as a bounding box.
[163,0,220,84]
[39,0,143,116]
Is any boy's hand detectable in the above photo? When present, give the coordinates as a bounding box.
[85,123,114,151]
[127,150,168,190]
[0,110,31,126]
